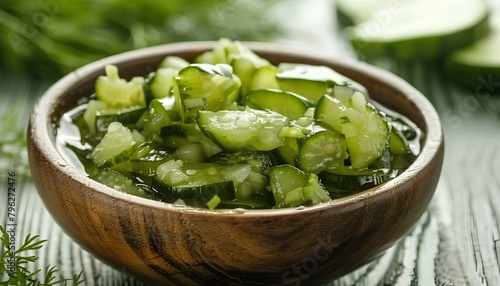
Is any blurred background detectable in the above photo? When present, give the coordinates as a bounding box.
[1,0,500,285]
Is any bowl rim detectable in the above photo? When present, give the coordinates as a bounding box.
[29,40,443,217]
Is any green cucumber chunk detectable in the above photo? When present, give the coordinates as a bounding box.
[95,106,145,133]
[144,67,179,101]
[315,89,390,169]
[95,65,146,109]
[174,63,241,122]
[159,56,190,70]
[249,66,280,91]
[245,89,314,120]
[91,122,136,168]
[269,165,330,208]
[92,168,148,198]
[208,150,278,174]
[130,144,175,177]
[389,129,411,156]
[340,92,390,169]
[197,108,290,152]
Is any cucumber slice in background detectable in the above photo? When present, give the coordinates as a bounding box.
[444,12,500,88]
[344,0,490,59]
[336,0,398,26]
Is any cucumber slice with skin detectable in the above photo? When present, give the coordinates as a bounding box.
[208,150,279,174]
[92,168,148,198]
[130,145,175,177]
[154,160,262,204]
[249,66,280,91]
[341,93,390,169]
[95,65,146,109]
[197,108,290,152]
[83,100,108,134]
[95,106,146,133]
[143,67,179,101]
[268,165,330,208]
[244,89,314,120]
[296,130,348,174]
[175,63,241,122]
[315,90,390,169]
[444,12,500,88]
[389,129,411,156]
[91,122,136,168]
[319,167,399,193]
[276,63,369,103]
[159,56,190,70]
[153,178,235,207]
[346,0,490,59]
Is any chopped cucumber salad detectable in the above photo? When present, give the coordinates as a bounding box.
[58,38,420,210]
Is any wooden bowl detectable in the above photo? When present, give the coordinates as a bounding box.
[27,41,444,285]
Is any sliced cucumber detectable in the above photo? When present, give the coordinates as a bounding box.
[91,122,136,168]
[95,106,145,133]
[159,56,190,70]
[130,144,175,177]
[174,143,207,164]
[314,94,345,133]
[197,108,290,152]
[153,178,235,207]
[389,129,411,156]
[315,90,390,169]
[319,167,398,193]
[276,63,369,103]
[95,65,146,109]
[444,12,500,88]
[268,165,330,208]
[175,63,241,122]
[144,67,179,101]
[340,93,390,169]
[346,0,490,59]
[92,168,148,198]
[249,66,280,91]
[83,100,108,134]
[244,89,314,120]
[159,125,190,148]
[208,150,278,174]
[194,38,271,68]
[276,137,299,166]
[154,160,266,205]
[296,130,348,174]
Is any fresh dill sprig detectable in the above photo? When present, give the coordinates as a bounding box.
[0,225,85,285]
